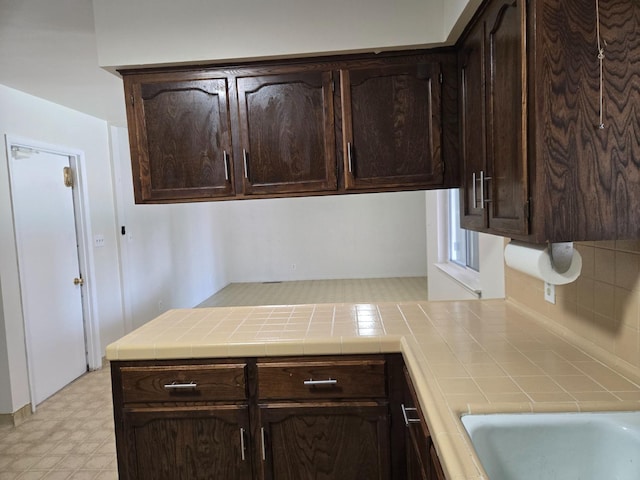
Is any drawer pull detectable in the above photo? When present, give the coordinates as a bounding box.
[163,381,198,390]
[401,403,421,426]
[303,378,338,386]
[261,427,266,461]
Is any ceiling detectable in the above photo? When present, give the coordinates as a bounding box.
[0,0,127,125]
[0,0,478,129]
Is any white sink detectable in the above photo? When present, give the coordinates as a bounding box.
[461,411,640,480]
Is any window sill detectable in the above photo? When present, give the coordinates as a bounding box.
[435,262,481,298]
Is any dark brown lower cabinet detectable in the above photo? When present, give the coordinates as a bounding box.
[260,403,390,480]
[405,420,429,480]
[430,445,446,480]
[402,367,446,480]
[111,354,444,480]
[405,415,430,480]
[121,406,252,480]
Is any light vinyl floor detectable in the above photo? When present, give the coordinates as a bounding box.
[197,276,428,307]
[0,366,117,479]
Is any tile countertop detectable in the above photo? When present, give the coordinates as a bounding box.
[106,300,640,479]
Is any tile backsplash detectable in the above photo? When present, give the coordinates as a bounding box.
[506,240,640,374]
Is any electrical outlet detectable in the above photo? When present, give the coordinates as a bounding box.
[544,282,556,304]
[94,234,105,248]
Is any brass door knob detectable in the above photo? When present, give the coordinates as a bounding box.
[73,277,84,286]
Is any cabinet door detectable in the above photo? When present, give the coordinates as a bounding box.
[340,62,444,190]
[120,406,252,480]
[459,20,489,231]
[259,403,390,480]
[125,73,234,202]
[236,71,337,195]
[401,368,432,480]
[485,0,529,235]
[430,445,447,480]
[406,424,429,480]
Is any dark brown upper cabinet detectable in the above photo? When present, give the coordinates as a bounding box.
[123,71,234,203]
[340,62,444,191]
[119,50,459,204]
[236,70,337,196]
[460,0,640,242]
[459,19,487,232]
[459,0,528,237]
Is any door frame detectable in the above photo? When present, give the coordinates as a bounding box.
[5,135,102,408]
[109,126,134,335]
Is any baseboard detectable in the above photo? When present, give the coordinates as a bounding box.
[0,403,31,427]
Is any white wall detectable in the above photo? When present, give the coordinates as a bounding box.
[93,0,447,69]
[0,84,123,414]
[225,192,428,283]
[110,127,230,330]
[111,129,428,328]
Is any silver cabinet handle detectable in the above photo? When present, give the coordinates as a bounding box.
[163,381,197,390]
[260,427,266,461]
[243,149,249,179]
[472,172,477,209]
[481,170,492,206]
[223,150,229,182]
[347,142,353,173]
[240,428,246,461]
[303,378,338,386]
[401,403,421,426]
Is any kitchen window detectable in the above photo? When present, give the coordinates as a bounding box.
[426,189,504,300]
[449,189,479,272]
[432,188,482,297]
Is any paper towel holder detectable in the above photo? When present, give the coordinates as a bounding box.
[505,240,582,285]
[549,242,574,274]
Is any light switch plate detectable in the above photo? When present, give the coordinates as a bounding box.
[544,282,556,304]
[94,234,105,248]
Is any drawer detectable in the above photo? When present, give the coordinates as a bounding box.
[257,357,386,400]
[120,363,246,404]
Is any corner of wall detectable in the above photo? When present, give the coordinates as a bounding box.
[506,240,640,375]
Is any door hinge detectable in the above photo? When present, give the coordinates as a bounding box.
[439,73,443,84]
[63,166,74,188]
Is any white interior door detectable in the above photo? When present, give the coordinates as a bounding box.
[9,146,87,406]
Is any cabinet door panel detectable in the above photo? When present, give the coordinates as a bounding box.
[486,0,529,235]
[402,367,432,480]
[128,75,234,202]
[460,21,489,230]
[341,62,444,190]
[260,403,390,480]
[122,406,252,480]
[237,71,337,195]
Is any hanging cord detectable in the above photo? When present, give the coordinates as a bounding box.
[596,0,606,129]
